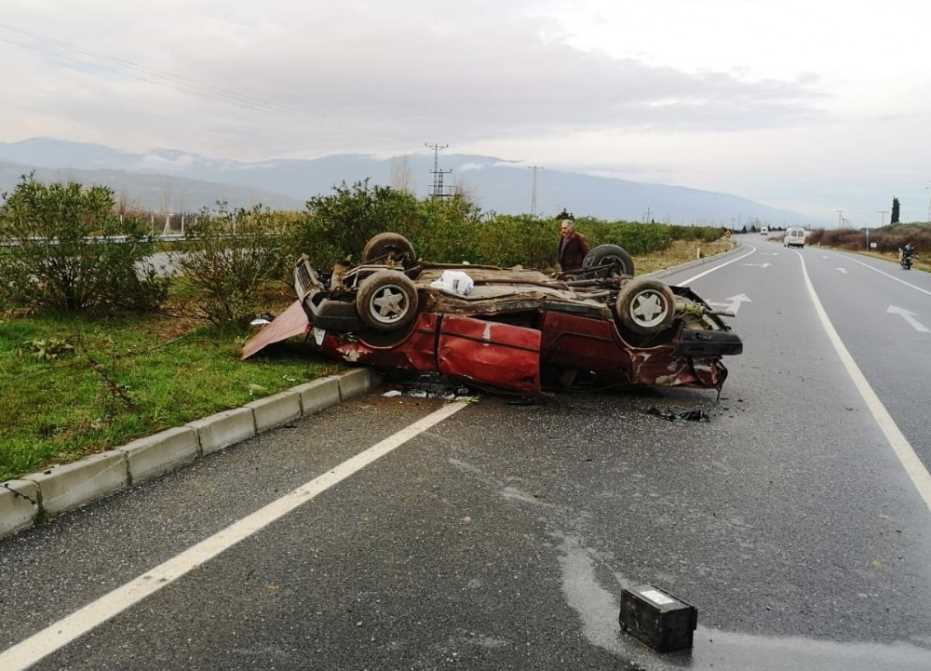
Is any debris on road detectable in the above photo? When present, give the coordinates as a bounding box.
[381,390,402,398]
[619,585,698,652]
[646,406,710,422]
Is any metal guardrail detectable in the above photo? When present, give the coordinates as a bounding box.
[0,232,190,247]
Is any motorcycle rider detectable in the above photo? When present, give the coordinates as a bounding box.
[900,242,916,269]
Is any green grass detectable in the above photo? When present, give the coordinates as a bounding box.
[0,313,339,481]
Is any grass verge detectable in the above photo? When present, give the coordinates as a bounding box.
[634,238,735,275]
[0,312,339,481]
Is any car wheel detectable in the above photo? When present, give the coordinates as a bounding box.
[356,270,419,332]
[616,278,676,335]
[361,233,416,267]
[582,244,635,277]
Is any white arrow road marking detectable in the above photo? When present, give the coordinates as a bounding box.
[708,293,753,315]
[0,401,470,671]
[797,251,931,514]
[742,262,772,268]
[836,267,848,274]
[887,305,930,333]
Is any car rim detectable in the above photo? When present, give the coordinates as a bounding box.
[629,290,668,328]
[369,285,408,324]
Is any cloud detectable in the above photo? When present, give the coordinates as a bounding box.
[0,0,822,159]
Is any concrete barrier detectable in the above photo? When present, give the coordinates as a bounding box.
[187,407,256,455]
[1,368,383,541]
[24,451,128,516]
[294,376,341,415]
[247,390,302,432]
[338,368,380,401]
[119,426,199,484]
[0,480,39,537]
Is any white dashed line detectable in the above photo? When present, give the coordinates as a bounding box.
[677,245,758,286]
[844,256,931,298]
[797,251,931,513]
[0,401,469,671]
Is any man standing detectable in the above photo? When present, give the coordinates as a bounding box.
[556,211,589,272]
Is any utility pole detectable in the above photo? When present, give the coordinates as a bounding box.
[425,143,452,199]
[836,209,845,228]
[528,166,542,216]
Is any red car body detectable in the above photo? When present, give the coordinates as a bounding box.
[243,293,732,396]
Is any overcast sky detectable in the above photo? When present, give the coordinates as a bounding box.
[1,0,929,225]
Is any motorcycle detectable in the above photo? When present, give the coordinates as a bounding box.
[900,249,916,270]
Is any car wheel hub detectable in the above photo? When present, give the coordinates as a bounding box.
[630,291,667,327]
[370,285,408,323]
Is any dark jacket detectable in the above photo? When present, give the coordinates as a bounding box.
[558,232,589,271]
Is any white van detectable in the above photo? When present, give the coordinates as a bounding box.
[760,226,769,236]
[784,227,806,248]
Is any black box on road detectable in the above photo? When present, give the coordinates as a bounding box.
[619,585,697,652]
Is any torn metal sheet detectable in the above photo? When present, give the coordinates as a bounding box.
[240,300,309,360]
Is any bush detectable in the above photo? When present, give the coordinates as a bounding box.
[178,205,289,325]
[286,181,726,270]
[808,225,931,254]
[292,180,420,268]
[0,176,168,313]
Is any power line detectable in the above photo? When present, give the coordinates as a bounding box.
[528,166,542,216]
[425,143,452,199]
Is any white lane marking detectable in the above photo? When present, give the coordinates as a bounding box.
[845,256,931,298]
[742,262,772,268]
[887,305,930,333]
[836,267,848,274]
[677,245,757,286]
[707,293,753,316]
[797,252,931,513]
[0,401,469,671]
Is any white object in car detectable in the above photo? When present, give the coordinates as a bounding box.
[430,270,475,296]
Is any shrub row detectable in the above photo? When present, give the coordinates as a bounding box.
[2,177,725,323]
[292,181,725,270]
[807,226,930,254]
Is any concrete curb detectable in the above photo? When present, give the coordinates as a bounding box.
[643,240,745,282]
[0,368,381,541]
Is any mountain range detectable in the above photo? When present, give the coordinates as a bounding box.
[0,138,817,227]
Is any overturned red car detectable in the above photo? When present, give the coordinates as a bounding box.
[242,233,742,395]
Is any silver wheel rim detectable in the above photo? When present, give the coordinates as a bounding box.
[369,284,409,324]
[629,290,668,328]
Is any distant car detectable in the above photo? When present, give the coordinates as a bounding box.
[784,227,806,248]
[242,233,742,395]
[760,226,769,236]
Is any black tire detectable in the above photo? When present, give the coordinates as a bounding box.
[616,278,676,335]
[361,233,416,267]
[582,244,635,277]
[355,270,419,332]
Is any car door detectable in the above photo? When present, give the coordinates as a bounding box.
[437,315,541,394]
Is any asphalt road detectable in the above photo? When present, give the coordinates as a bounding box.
[2,236,930,670]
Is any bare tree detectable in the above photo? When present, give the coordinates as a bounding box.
[452,175,477,202]
[389,155,414,194]
[160,179,174,233]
